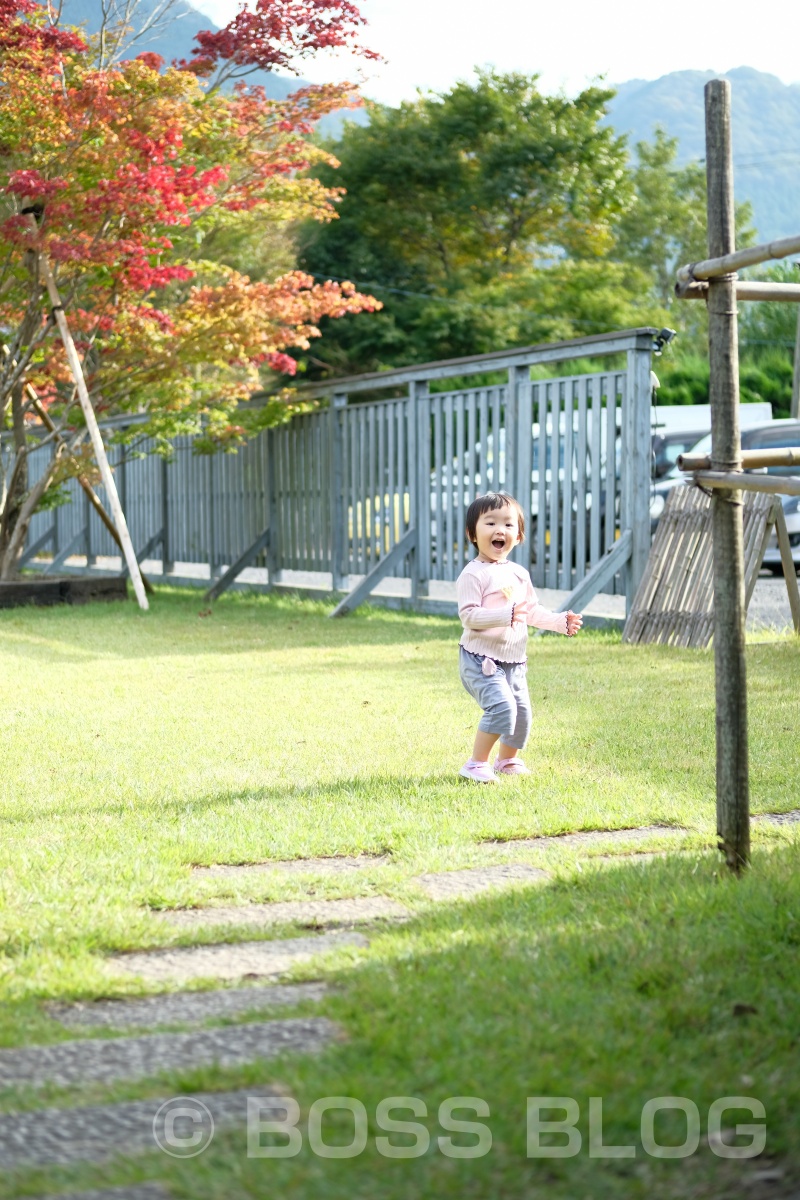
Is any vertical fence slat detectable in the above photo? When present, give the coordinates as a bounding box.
[455,395,466,574]
[561,380,575,589]
[575,376,588,583]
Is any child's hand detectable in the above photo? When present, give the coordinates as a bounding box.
[566,610,583,636]
[512,598,529,624]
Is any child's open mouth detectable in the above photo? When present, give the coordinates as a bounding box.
[491,537,506,550]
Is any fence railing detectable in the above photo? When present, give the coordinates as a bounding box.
[14,327,656,613]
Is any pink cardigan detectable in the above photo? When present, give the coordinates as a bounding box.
[457,559,568,661]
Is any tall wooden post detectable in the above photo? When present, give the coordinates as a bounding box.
[705,80,749,872]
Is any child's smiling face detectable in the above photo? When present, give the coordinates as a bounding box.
[473,503,521,562]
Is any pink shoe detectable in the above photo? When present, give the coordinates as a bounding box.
[495,757,530,776]
[459,759,497,784]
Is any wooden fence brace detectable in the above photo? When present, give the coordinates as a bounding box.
[18,524,55,567]
[677,281,800,301]
[33,240,149,611]
[555,529,632,617]
[120,529,163,580]
[704,79,749,875]
[44,527,87,574]
[329,527,417,618]
[204,526,270,603]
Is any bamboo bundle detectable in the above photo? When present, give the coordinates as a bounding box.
[623,486,775,648]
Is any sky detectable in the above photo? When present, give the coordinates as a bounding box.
[192,0,800,103]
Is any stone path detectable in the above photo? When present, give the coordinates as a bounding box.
[110,931,369,986]
[0,1088,284,1168]
[756,809,800,825]
[16,813,796,1188]
[48,981,327,1031]
[194,854,389,877]
[159,896,409,932]
[486,824,692,852]
[414,863,550,900]
[30,1188,170,1200]
[0,1019,338,1090]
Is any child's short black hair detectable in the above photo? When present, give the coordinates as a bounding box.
[465,492,526,545]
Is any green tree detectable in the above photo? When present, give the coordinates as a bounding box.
[299,71,643,375]
[613,127,754,304]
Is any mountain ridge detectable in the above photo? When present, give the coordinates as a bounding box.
[50,8,800,238]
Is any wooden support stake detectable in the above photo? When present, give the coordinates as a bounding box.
[35,246,149,611]
[775,506,800,633]
[705,79,749,874]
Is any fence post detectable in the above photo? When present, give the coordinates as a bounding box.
[413,380,430,600]
[510,364,532,567]
[84,489,95,567]
[624,342,654,612]
[330,392,348,592]
[161,454,173,576]
[266,429,280,589]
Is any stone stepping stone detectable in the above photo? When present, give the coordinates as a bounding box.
[0,1087,282,1167]
[194,854,390,878]
[0,1019,338,1090]
[111,931,369,985]
[414,863,549,900]
[754,809,800,825]
[29,1187,169,1200]
[158,897,409,932]
[487,825,690,852]
[47,982,327,1032]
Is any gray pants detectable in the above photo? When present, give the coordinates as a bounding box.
[459,646,532,751]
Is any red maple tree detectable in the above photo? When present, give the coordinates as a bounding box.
[0,0,381,576]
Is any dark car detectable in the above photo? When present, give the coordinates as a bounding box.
[652,429,710,479]
[650,420,800,572]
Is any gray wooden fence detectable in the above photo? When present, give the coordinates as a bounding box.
[16,327,656,612]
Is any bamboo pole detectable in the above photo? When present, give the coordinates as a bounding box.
[676,233,800,284]
[690,471,800,497]
[705,79,749,874]
[34,248,148,611]
[679,448,800,471]
[676,280,800,302]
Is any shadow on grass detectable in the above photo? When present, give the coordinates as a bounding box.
[4,847,800,1200]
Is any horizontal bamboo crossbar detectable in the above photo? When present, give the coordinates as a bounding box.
[678,448,800,471]
[676,234,800,283]
[691,471,800,496]
[676,281,800,302]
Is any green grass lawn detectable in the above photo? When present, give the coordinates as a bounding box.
[1,589,798,1199]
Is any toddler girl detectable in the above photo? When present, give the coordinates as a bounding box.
[457,491,582,782]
